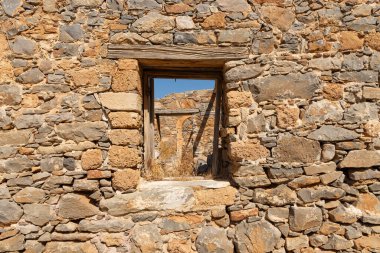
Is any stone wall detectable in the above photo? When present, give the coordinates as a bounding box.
[0,0,380,252]
[154,89,215,178]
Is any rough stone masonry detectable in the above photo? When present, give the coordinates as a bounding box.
[0,0,380,252]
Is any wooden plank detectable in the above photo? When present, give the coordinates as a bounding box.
[155,109,200,115]
[212,78,222,177]
[143,76,155,172]
[107,45,249,61]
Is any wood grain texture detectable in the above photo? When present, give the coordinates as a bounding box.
[107,45,249,62]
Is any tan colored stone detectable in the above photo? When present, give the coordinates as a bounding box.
[340,31,364,51]
[363,87,380,100]
[99,92,141,112]
[364,120,380,137]
[276,105,299,128]
[100,233,125,247]
[226,91,253,109]
[118,59,139,71]
[165,3,193,13]
[0,60,13,84]
[109,146,141,168]
[254,0,285,4]
[230,208,259,222]
[109,112,142,129]
[13,187,45,203]
[201,13,226,29]
[87,170,112,179]
[320,222,344,235]
[112,70,141,93]
[356,193,380,215]
[354,235,380,251]
[112,169,140,191]
[44,242,98,253]
[70,69,99,87]
[81,149,103,170]
[340,150,380,168]
[323,83,343,101]
[261,6,295,31]
[365,32,380,51]
[0,234,24,252]
[109,129,142,145]
[228,141,269,162]
[194,186,237,206]
[21,94,41,108]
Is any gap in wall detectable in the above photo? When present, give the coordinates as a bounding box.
[152,78,216,179]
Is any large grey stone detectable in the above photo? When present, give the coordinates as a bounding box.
[0,129,32,146]
[2,0,23,16]
[23,204,55,226]
[334,71,378,83]
[0,156,34,173]
[370,51,380,70]
[297,186,345,203]
[289,207,323,232]
[343,53,364,71]
[10,36,37,55]
[78,217,134,232]
[304,100,344,123]
[40,157,64,172]
[17,68,45,84]
[0,200,23,225]
[58,193,99,220]
[132,12,175,33]
[249,73,320,102]
[59,24,84,42]
[234,220,281,253]
[307,125,360,141]
[0,234,25,252]
[344,102,378,123]
[0,85,22,106]
[216,0,251,13]
[100,186,195,215]
[56,122,107,142]
[14,115,44,129]
[309,57,342,71]
[218,28,252,44]
[273,134,321,163]
[349,169,380,181]
[340,150,380,168]
[321,234,354,250]
[224,64,263,82]
[233,165,271,188]
[127,0,161,10]
[0,146,17,159]
[196,226,233,253]
[98,92,141,111]
[253,185,297,206]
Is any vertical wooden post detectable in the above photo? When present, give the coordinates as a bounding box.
[144,76,155,171]
[212,78,222,177]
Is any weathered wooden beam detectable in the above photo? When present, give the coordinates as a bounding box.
[155,108,200,115]
[107,44,249,61]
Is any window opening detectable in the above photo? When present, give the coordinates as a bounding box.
[144,75,222,180]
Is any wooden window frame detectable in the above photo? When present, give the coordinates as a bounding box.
[143,70,223,177]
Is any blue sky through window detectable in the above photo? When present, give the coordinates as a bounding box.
[154,78,215,99]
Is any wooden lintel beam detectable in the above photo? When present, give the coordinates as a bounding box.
[107,44,249,61]
[155,108,200,115]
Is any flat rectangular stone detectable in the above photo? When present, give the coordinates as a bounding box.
[363,87,380,100]
[99,92,141,112]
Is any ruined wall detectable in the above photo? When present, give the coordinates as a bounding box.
[0,0,380,252]
[154,89,215,178]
